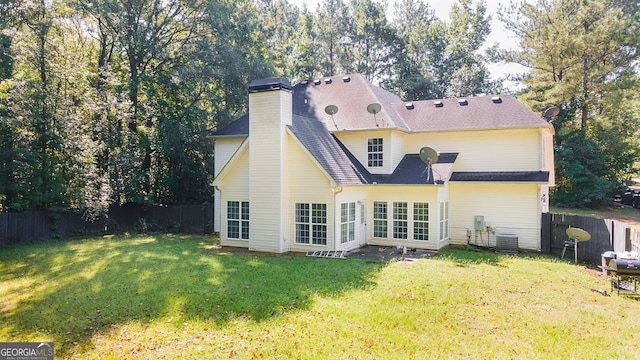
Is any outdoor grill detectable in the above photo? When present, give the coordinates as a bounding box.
[605,258,640,294]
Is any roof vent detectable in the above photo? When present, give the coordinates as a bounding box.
[313,79,321,85]
[458,99,468,106]
[433,101,443,108]
[405,102,415,110]
[342,76,351,82]
[324,78,332,84]
[491,96,502,103]
[300,80,308,85]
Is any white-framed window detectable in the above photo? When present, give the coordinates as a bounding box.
[440,202,449,240]
[296,203,327,245]
[413,202,429,241]
[227,201,249,239]
[367,138,383,167]
[393,202,408,239]
[340,202,356,243]
[373,201,387,238]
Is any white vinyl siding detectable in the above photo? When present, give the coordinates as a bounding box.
[287,133,334,252]
[218,148,250,248]
[449,183,541,250]
[541,128,555,185]
[248,90,291,253]
[403,128,542,172]
[332,131,392,174]
[214,137,246,233]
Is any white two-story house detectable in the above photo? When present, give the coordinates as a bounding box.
[212,74,555,253]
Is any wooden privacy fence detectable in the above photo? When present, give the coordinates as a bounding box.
[541,213,640,265]
[0,204,214,245]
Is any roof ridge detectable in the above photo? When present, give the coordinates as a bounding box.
[357,75,410,130]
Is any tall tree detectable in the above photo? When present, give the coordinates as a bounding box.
[500,0,639,128]
[258,0,300,79]
[292,9,322,81]
[0,0,17,80]
[314,0,349,77]
[390,0,498,99]
[500,0,640,206]
[389,0,441,100]
[343,0,399,83]
[0,0,100,211]
[79,0,204,202]
[442,0,496,97]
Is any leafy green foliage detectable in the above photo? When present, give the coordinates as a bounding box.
[1,0,636,211]
[389,0,500,100]
[553,129,620,207]
[500,0,640,206]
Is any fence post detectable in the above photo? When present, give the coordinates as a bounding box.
[540,213,551,254]
[0,213,6,245]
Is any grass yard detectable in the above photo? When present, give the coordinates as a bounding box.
[1,235,640,359]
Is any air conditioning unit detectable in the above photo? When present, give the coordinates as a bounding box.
[496,233,518,253]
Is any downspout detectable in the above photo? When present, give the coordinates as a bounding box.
[214,185,222,237]
[331,182,343,251]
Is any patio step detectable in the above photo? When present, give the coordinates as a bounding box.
[305,250,347,259]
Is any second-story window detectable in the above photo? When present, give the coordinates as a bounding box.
[368,138,383,167]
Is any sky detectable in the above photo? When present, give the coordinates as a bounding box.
[286,0,527,89]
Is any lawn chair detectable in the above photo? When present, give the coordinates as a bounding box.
[561,228,591,264]
[561,239,575,259]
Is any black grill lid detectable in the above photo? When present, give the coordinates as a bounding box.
[609,258,640,275]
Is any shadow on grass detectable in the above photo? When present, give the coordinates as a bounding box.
[0,235,383,356]
[435,246,510,267]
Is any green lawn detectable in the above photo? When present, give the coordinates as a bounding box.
[1,235,639,359]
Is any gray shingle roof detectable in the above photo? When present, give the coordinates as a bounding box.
[214,74,550,137]
[449,171,550,182]
[372,153,458,185]
[214,74,552,186]
[393,95,549,132]
[292,74,408,131]
[213,114,248,137]
[288,115,372,185]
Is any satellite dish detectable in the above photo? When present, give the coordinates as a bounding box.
[366,103,381,114]
[324,105,338,115]
[544,106,560,119]
[366,103,382,127]
[324,105,339,130]
[419,147,439,183]
[419,147,439,165]
[565,227,590,264]
[566,227,591,242]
